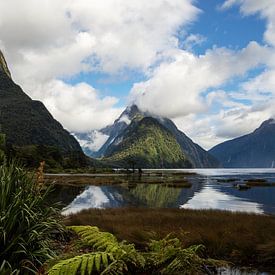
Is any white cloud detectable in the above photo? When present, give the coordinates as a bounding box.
[241,70,275,98]
[130,41,270,119]
[0,0,200,133]
[67,0,200,73]
[182,34,206,51]
[0,0,200,79]
[173,102,272,150]
[74,131,109,152]
[29,80,123,132]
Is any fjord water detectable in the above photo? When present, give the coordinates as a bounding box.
[61,169,275,215]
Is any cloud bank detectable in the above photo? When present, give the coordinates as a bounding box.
[0,0,199,132]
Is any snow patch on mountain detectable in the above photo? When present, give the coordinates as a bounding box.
[73,130,109,153]
[118,114,131,125]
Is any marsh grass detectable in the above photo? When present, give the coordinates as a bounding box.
[65,208,275,270]
[45,173,193,188]
[245,179,275,187]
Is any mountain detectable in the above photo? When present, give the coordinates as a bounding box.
[209,119,275,168]
[75,105,219,168]
[156,117,219,168]
[74,105,142,157]
[0,50,87,168]
[104,117,192,168]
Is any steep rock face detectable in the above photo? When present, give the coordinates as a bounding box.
[78,105,219,168]
[157,118,219,168]
[104,117,192,168]
[209,119,275,168]
[0,51,85,167]
[0,50,11,78]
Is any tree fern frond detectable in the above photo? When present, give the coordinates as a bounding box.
[80,255,88,275]
[67,226,145,273]
[95,253,101,271]
[86,254,94,275]
[101,259,127,275]
[68,226,119,252]
[48,252,112,275]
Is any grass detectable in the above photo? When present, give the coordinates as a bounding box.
[45,175,129,186]
[65,208,275,271]
[216,178,238,183]
[45,173,193,188]
[0,160,64,274]
[245,179,275,187]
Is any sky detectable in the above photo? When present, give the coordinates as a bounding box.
[1,0,275,149]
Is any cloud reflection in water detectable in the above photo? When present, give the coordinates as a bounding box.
[62,186,110,215]
[181,185,263,214]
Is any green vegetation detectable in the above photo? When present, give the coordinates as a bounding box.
[0,62,88,170]
[48,226,222,274]
[7,144,88,170]
[0,132,5,161]
[0,50,11,78]
[1,158,274,273]
[105,117,192,168]
[0,161,223,274]
[66,208,275,271]
[245,179,275,187]
[0,160,63,274]
[45,173,193,188]
[130,184,182,207]
[49,226,145,275]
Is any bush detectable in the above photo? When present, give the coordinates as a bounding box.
[0,133,6,163]
[0,160,63,274]
[48,226,224,274]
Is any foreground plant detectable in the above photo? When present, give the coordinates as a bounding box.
[0,160,63,274]
[48,226,224,275]
[48,226,145,275]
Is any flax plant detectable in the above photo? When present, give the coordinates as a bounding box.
[0,159,63,274]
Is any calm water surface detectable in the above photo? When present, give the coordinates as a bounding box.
[60,169,275,215]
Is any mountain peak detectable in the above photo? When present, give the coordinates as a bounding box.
[122,104,143,119]
[0,50,12,78]
[210,118,275,168]
[260,118,275,127]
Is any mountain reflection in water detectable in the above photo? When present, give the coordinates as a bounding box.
[60,169,275,215]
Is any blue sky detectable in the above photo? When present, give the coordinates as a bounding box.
[64,0,267,108]
[1,0,275,149]
[194,1,265,50]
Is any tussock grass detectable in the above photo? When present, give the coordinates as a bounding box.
[65,208,275,270]
[0,160,64,274]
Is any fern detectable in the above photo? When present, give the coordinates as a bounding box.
[68,226,119,251]
[145,235,218,274]
[48,226,225,274]
[48,226,145,274]
[48,252,112,275]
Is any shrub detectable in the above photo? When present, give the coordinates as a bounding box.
[48,226,223,274]
[0,160,63,274]
[0,133,6,162]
